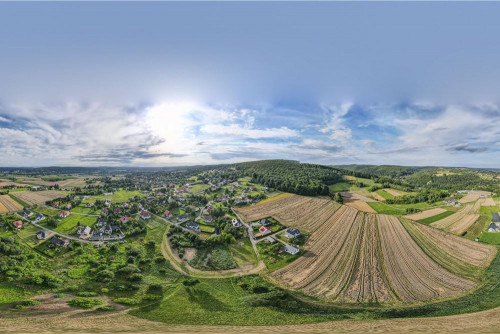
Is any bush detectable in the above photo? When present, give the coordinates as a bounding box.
[101,288,109,294]
[96,305,115,311]
[114,297,139,305]
[182,278,200,287]
[67,297,105,309]
[142,294,162,301]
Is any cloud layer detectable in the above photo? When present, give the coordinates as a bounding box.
[0,101,498,167]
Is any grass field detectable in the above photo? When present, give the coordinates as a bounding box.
[190,184,210,193]
[54,214,97,234]
[92,190,143,203]
[418,211,455,224]
[376,189,394,200]
[130,277,343,325]
[329,182,351,192]
[367,202,406,215]
[16,223,44,247]
[480,232,500,245]
[32,206,60,217]
[229,239,258,267]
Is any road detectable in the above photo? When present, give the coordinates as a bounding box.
[232,208,261,260]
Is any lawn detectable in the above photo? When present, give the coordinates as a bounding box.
[229,238,258,267]
[16,224,44,247]
[418,210,455,225]
[71,204,101,215]
[54,214,97,234]
[256,242,301,271]
[32,206,60,217]
[479,232,500,245]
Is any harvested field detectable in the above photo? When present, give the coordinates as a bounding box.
[431,200,483,234]
[344,200,376,213]
[341,214,395,303]
[0,201,7,214]
[0,195,23,212]
[459,191,492,204]
[383,188,407,197]
[0,181,26,188]
[273,206,359,291]
[482,198,496,206]
[404,208,447,221]
[234,194,339,232]
[340,191,376,202]
[11,191,66,206]
[343,175,356,181]
[378,215,474,302]
[371,192,385,201]
[412,222,496,268]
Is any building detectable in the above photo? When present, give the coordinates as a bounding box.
[58,211,70,219]
[77,226,91,237]
[232,218,241,227]
[492,212,500,223]
[85,202,94,208]
[186,221,201,233]
[285,228,301,239]
[164,210,172,218]
[120,216,132,224]
[177,213,188,222]
[260,218,271,226]
[488,223,500,233]
[34,213,44,222]
[13,220,23,230]
[284,244,300,255]
[23,209,33,217]
[97,218,107,226]
[203,216,213,223]
[140,210,151,220]
[265,236,275,244]
[50,237,70,247]
[36,231,48,240]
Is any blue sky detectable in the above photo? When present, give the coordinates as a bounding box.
[0,2,499,167]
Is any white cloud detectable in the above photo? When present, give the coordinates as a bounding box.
[320,102,353,143]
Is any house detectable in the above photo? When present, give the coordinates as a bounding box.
[122,202,129,208]
[59,211,70,219]
[85,202,94,208]
[254,225,272,238]
[50,237,70,247]
[177,213,188,222]
[52,201,59,208]
[36,231,48,240]
[140,210,151,220]
[101,208,108,215]
[203,207,212,215]
[265,236,275,243]
[259,218,271,226]
[488,223,500,233]
[114,207,123,214]
[34,213,44,222]
[101,225,119,235]
[492,212,500,223]
[232,218,241,227]
[23,209,33,217]
[203,216,213,223]
[66,204,72,210]
[285,228,301,239]
[164,210,172,218]
[120,216,131,224]
[89,231,103,241]
[13,220,23,230]
[77,225,91,237]
[284,244,300,255]
[186,221,201,233]
[97,218,107,226]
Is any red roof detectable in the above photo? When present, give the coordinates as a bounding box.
[140,210,150,217]
[259,226,271,233]
[164,210,171,216]
[13,221,23,229]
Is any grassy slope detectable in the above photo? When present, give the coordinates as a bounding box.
[55,214,97,234]
[0,282,31,305]
[229,239,258,267]
[400,219,483,280]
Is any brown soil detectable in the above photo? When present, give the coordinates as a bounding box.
[404,208,447,221]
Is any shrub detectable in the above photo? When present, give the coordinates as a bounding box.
[142,294,162,301]
[101,288,109,294]
[77,291,97,297]
[182,278,200,287]
[67,297,105,309]
[96,305,115,311]
[114,297,139,305]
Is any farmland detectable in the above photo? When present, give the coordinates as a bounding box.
[11,190,66,206]
[404,208,447,221]
[459,191,492,203]
[0,195,23,212]
[234,193,338,232]
[431,200,483,234]
[272,202,482,303]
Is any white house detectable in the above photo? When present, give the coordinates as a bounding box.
[284,244,300,255]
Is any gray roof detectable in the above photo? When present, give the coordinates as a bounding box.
[492,212,500,222]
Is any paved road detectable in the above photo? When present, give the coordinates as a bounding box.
[232,208,261,260]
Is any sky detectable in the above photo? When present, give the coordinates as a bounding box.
[0,2,499,168]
